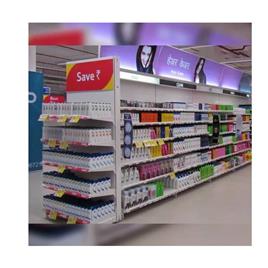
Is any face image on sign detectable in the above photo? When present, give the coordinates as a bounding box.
[136,45,157,74]
[194,57,207,84]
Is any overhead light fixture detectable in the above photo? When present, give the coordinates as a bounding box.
[120,71,159,85]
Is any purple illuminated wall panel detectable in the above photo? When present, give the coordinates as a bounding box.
[220,66,243,90]
[202,60,225,87]
[100,45,250,92]
[101,45,138,71]
[154,46,198,82]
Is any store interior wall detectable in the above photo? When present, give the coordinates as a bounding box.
[121,80,251,105]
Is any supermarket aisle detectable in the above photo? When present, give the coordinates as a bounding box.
[29,165,251,226]
[121,165,251,224]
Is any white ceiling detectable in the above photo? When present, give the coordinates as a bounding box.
[36,46,98,93]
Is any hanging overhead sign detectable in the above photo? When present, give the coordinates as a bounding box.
[100,46,251,93]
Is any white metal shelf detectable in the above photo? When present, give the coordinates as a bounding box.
[175,160,251,193]
[120,132,209,146]
[122,149,251,190]
[43,161,115,173]
[123,160,251,214]
[121,146,210,168]
[209,131,235,136]
[39,114,114,123]
[121,107,211,113]
[45,208,116,224]
[233,139,251,145]
[123,173,175,190]
[120,107,234,114]
[42,139,115,148]
[124,188,178,214]
[43,183,115,199]
[173,148,251,173]
[125,120,212,127]
[208,120,234,124]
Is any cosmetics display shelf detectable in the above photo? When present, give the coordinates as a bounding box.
[39,114,113,123]
[233,139,251,145]
[122,172,173,190]
[45,208,116,224]
[209,139,250,149]
[121,146,210,168]
[45,208,90,224]
[209,131,235,136]
[233,121,251,124]
[173,148,251,173]
[209,141,234,149]
[42,139,115,148]
[120,132,209,146]
[123,160,251,214]
[208,120,234,124]
[124,188,178,214]
[122,149,251,190]
[208,110,234,113]
[123,120,212,127]
[120,107,234,114]
[43,161,115,173]
[43,184,115,199]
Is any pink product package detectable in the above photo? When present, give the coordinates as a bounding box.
[150,129,156,139]
[161,144,169,156]
[228,124,234,131]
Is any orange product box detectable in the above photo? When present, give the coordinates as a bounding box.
[140,112,158,122]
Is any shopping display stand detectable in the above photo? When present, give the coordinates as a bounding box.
[39,57,122,223]
[38,57,251,223]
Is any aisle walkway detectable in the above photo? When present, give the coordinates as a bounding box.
[29,165,251,245]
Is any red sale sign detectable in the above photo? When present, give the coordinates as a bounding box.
[43,95,65,103]
[66,59,114,92]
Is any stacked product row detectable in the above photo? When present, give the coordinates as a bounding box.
[42,102,112,118]
[120,124,208,144]
[42,126,113,145]
[121,100,233,111]
[43,195,115,223]
[43,171,112,195]
[164,151,252,191]
[41,99,117,223]
[123,181,164,209]
[121,111,210,124]
[121,143,251,187]
[121,136,210,163]
[43,150,114,170]
[122,150,252,211]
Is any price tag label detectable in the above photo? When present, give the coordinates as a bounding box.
[57,115,68,123]
[57,166,65,173]
[158,139,165,146]
[150,140,158,147]
[143,140,152,147]
[48,210,57,220]
[134,141,143,148]
[39,114,49,121]
[70,115,80,123]
[67,216,77,224]
[60,141,69,150]
[169,172,176,180]
[48,139,56,148]
[55,189,65,197]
